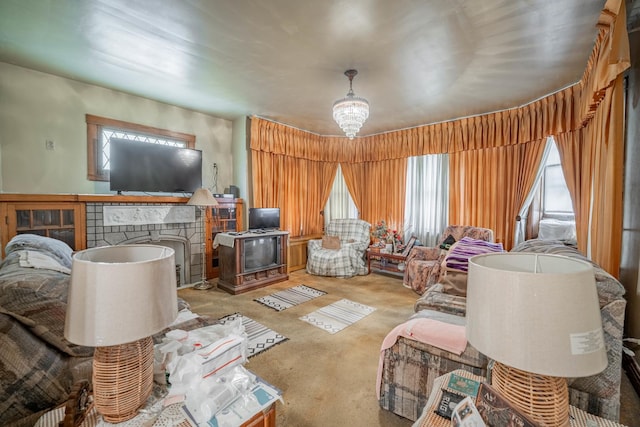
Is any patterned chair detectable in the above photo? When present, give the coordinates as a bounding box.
[403,225,495,294]
[306,219,371,278]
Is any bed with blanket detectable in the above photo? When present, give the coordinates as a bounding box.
[0,234,211,426]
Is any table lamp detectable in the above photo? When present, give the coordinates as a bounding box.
[64,245,178,422]
[466,252,607,427]
[187,187,219,290]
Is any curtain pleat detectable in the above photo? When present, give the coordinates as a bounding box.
[554,129,592,255]
[341,158,408,234]
[449,140,546,250]
[249,0,629,275]
[588,76,625,276]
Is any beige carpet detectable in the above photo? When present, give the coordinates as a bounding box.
[178,270,640,427]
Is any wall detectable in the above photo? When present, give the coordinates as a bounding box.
[232,116,250,226]
[0,62,233,194]
[621,29,640,339]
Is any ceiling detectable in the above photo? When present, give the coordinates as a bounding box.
[0,0,609,137]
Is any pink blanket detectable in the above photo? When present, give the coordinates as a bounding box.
[376,318,467,398]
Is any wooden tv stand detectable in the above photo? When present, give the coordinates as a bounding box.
[216,231,289,294]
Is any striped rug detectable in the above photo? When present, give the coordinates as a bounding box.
[299,298,376,334]
[218,312,288,357]
[254,284,326,311]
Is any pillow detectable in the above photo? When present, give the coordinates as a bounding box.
[322,235,341,250]
[439,234,456,250]
[5,234,73,269]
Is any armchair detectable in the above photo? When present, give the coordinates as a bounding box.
[403,225,494,294]
[306,219,371,278]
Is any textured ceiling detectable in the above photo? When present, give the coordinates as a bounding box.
[0,0,606,137]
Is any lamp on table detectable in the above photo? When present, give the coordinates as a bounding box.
[187,187,219,290]
[64,245,178,423]
[466,252,607,427]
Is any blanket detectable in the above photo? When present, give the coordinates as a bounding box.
[444,237,504,272]
[376,317,467,399]
[19,250,71,274]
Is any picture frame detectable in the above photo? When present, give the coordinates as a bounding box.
[401,235,417,257]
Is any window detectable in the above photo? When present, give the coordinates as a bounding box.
[541,143,574,218]
[404,154,449,246]
[324,165,358,228]
[86,115,196,181]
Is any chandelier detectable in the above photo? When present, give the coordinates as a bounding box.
[332,69,369,139]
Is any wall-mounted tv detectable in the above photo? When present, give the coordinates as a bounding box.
[109,138,202,193]
[248,208,280,231]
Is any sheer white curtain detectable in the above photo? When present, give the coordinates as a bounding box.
[513,136,553,247]
[404,154,449,247]
[323,165,358,229]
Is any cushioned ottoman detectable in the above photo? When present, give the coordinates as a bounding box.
[377,313,488,421]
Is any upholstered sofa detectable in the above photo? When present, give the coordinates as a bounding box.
[306,218,371,278]
[0,234,212,426]
[380,239,627,422]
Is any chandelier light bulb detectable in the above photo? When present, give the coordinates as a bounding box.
[333,69,369,139]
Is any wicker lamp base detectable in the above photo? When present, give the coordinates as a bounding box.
[492,362,570,427]
[92,336,154,423]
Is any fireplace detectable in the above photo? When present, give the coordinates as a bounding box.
[85,202,201,287]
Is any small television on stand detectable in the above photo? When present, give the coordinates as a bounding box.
[217,231,289,295]
[248,208,280,231]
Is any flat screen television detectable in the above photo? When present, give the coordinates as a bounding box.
[248,208,280,230]
[243,235,282,272]
[109,138,202,193]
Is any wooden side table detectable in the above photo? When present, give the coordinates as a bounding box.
[414,370,628,427]
[366,248,407,276]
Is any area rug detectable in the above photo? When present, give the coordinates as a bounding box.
[254,284,327,311]
[218,312,288,357]
[299,298,376,334]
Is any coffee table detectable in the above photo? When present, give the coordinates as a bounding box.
[366,248,407,276]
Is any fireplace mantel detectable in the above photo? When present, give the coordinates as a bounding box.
[0,193,244,285]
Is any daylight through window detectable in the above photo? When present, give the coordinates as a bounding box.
[85,115,195,181]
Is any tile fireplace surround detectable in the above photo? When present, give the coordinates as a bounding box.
[86,202,201,287]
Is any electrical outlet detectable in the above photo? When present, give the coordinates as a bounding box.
[45,140,55,151]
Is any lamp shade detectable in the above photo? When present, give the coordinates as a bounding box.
[466,253,607,378]
[187,187,219,207]
[65,245,178,346]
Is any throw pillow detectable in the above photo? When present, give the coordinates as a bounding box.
[439,234,456,250]
[322,235,341,250]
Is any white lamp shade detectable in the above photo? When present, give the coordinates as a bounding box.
[64,245,178,346]
[466,253,607,378]
[187,187,219,206]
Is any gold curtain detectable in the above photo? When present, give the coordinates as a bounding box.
[554,129,592,255]
[250,122,339,235]
[341,158,408,235]
[249,0,629,274]
[449,139,547,249]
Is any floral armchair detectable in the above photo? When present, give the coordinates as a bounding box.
[402,225,494,294]
[306,219,371,278]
